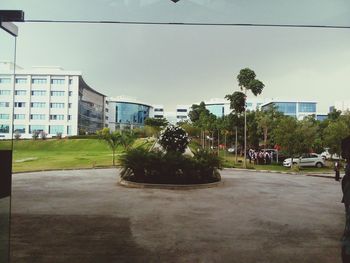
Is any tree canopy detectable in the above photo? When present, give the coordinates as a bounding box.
[145,117,168,127]
[188,102,210,123]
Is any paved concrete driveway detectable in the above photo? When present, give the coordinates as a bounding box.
[10,169,344,263]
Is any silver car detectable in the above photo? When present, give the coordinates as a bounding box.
[283,153,325,168]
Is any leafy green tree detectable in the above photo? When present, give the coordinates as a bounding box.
[323,119,350,157]
[144,117,168,127]
[297,118,318,153]
[198,112,217,149]
[257,105,289,149]
[225,68,265,166]
[222,112,244,155]
[273,117,300,167]
[144,117,168,138]
[118,132,136,151]
[179,120,200,137]
[328,108,342,121]
[225,92,246,113]
[256,110,272,148]
[97,128,121,166]
[227,68,264,113]
[274,116,318,167]
[340,110,350,130]
[188,102,209,123]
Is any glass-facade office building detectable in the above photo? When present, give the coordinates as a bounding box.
[206,104,225,118]
[107,98,152,130]
[78,78,105,134]
[261,101,317,119]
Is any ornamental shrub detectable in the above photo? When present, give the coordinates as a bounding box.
[158,125,189,154]
[120,148,222,184]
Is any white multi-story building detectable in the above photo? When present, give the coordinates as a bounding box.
[151,105,165,119]
[0,62,106,139]
[176,105,191,123]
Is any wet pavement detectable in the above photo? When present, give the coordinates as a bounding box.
[10,168,344,263]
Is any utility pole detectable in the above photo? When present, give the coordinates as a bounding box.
[235,126,238,163]
[224,131,227,159]
[217,129,220,156]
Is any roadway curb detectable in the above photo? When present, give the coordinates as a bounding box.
[118,179,223,190]
[224,168,336,179]
[13,166,118,174]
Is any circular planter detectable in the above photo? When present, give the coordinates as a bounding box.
[118,178,223,190]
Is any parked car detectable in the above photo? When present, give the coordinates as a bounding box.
[283,153,325,168]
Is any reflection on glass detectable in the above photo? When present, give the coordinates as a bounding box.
[0,26,16,263]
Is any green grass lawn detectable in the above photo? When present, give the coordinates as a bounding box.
[0,138,153,173]
[0,138,335,175]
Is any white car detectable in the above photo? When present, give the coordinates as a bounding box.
[283,153,325,168]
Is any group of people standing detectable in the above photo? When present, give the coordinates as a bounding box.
[248,149,273,165]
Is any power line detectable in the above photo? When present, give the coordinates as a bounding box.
[24,19,350,29]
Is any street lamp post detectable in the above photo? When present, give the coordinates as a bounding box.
[244,88,247,168]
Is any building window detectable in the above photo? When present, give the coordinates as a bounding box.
[50,115,64,120]
[177,109,187,112]
[14,114,25,120]
[0,90,11,95]
[50,103,65,108]
[0,102,10,107]
[68,103,72,108]
[31,90,46,96]
[15,90,27,96]
[69,79,73,85]
[154,115,164,118]
[32,78,47,84]
[246,102,253,107]
[29,125,45,133]
[0,78,11,84]
[274,102,297,116]
[15,78,27,84]
[67,125,72,135]
[0,124,10,133]
[298,102,316,113]
[50,91,65,96]
[14,102,26,108]
[30,114,45,120]
[69,91,72,96]
[154,108,164,112]
[31,102,46,108]
[206,104,225,117]
[68,115,72,120]
[14,125,26,134]
[0,114,10,120]
[49,125,64,134]
[51,79,65,85]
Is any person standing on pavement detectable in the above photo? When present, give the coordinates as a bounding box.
[335,161,341,181]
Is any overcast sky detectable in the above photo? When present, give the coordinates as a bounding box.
[1,0,350,112]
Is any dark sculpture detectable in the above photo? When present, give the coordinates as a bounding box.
[341,136,350,262]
